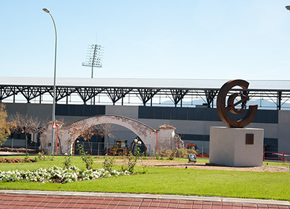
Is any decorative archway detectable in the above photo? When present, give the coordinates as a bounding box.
[40,115,182,155]
[57,115,157,154]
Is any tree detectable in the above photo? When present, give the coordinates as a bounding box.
[0,104,15,146]
[95,123,115,148]
[68,123,97,155]
[9,113,47,154]
[66,122,115,155]
[79,126,98,155]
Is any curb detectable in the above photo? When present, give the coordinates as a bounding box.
[0,190,289,206]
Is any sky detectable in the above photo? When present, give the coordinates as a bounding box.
[1,1,290,80]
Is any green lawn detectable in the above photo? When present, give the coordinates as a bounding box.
[0,156,289,201]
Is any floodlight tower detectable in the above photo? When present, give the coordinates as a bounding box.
[82,44,104,78]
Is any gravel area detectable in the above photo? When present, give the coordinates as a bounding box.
[97,160,290,172]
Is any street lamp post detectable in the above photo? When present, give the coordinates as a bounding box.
[43,8,57,155]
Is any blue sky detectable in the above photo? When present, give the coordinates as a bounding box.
[1,1,290,80]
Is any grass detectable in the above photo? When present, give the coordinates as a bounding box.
[0,155,289,201]
[0,156,88,171]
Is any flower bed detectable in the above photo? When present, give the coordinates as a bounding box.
[0,166,130,183]
[95,156,155,160]
[0,158,37,163]
[0,158,23,163]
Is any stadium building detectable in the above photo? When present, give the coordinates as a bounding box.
[1,77,290,156]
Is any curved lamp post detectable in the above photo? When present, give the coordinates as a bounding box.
[43,8,57,155]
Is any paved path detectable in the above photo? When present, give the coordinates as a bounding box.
[0,190,289,209]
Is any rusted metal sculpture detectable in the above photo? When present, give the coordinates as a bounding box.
[217,79,258,128]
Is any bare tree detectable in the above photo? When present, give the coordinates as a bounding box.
[68,122,97,155]
[9,113,47,154]
[95,123,115,149]
[66,122,115,155]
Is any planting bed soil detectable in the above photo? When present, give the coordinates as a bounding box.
[96,160,290,172]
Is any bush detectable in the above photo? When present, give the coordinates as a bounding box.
[154,148,197,159]
[63,154,72,169]
[127,152,138,173]
[77,144,93,170]
[175,148,188,158]
[103,156,115,172]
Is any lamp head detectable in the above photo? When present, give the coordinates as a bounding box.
[43,8,50,13]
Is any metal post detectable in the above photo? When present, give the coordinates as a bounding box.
[43,8,57,155]
[55,125,59,155]
[152,130,159,152]
[277,91,282,110]
[263,152,265,161]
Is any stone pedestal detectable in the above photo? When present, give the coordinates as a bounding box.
[209,127,264,167]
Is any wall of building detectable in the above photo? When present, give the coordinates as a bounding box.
[3,103,289,154]
[278,111,290,153]
[5,103,52,120]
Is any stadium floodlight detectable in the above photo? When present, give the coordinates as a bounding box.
[82,44,104,78]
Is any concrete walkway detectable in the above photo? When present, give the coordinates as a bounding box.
[0,190,288,209]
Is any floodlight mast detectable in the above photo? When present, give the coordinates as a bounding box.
[82,44,104,78]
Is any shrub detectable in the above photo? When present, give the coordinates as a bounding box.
[63,154,72,169]
[175,148,189,158]
[126,152,138,173]
[24,158,37,163]
[77,144,93,170]
[103,156,115,172]
[154,148,198,159]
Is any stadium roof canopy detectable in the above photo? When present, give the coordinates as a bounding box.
[0,77,290,90]
[0,77,290,109]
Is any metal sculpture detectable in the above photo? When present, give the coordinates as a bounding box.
[217,79,258,128]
